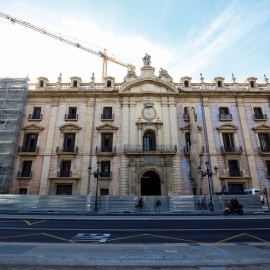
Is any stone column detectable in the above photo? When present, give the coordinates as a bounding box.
[39,98,59,194]
[129,98,136,145]
[169,98,178,147]
[236,98,259,189]
[162,98,171,145]
[122,98,130,147]
[80,99,94,195]
[202,98,221,192]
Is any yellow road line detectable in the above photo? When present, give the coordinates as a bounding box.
[107,233,148,242]
[24,220,46,226]
[0,233,42,239]
[217,233,268,243]
[41,233,77,243]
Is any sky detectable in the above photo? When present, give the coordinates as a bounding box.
[0,0,270,83]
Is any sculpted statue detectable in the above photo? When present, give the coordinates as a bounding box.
[159,68,168,76]
[127,70,137,78]
[142,53,151,66]
[231,73,236,83]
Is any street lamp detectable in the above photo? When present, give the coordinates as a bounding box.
[93,160,101,212]
[198,161,218,211]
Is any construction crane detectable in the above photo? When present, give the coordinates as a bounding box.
[0,11,135,82]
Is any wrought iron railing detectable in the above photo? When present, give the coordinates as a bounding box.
[18,146,39,153]
[57,171,72,177]
[17,170,32,178]
[101,114,114,120]
[65,114,78,120]
[254,114,267,120]
[28,114,42,120]
[228,170,243,177]
[258,146,270,153]
[56,146,78,153]
[124,145,177,153]
[100,171,112,178]
[184,146,204,154]
[221,146,243,153]
[219,114,232,120]
[96,146,116,154]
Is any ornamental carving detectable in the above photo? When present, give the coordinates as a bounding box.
[141,101,156,121]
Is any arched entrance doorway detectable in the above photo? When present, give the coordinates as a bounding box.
[141,171,161,195]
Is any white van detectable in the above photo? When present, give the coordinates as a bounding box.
[244,189,264,204]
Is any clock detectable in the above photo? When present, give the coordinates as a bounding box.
[142,107,156,121]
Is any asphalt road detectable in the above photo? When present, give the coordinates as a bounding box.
[0,217,270,244]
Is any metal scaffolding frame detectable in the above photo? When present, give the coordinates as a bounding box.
[0,78,28,193]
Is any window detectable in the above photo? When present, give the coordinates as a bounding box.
[259,133,270,151]
[250,81,255,88]
[101,133,113,152]
[266,161,270,177]
[143,131,156,151]
[19,188,28,194]
[222,133,235,152]
[56,184,72,195]
[102,107,112,119]
[32,107,41,119]
[219,107,229,115]
[100,189,109,195]
[21,161,32,177]
[228,160,241,177]
[217,81,222,87]
[63,133,76,152]
[73,80,78,87]
[68,107,77,119]
[23,134,38,152]
[107,80,111,87]
[59,161,71,177]
[254,107,266,120]
[101,161,111,177]
[184,80,189,87]
[39,80,44,87]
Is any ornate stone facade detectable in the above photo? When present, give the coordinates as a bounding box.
[9,56,270,197]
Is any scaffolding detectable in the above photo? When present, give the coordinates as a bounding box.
[0,78,28,193]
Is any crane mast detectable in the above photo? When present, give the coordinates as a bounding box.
[0,11,135,81]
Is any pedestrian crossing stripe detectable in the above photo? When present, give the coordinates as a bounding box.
[71,233,110,242]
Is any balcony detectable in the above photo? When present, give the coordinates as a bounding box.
[96,146,116,156]
[219,114,232,121]
[100,171,112,179]
[28,114,42,120]
[17,170,32,178]
[221,146,243,155]
[57,171,72,177]
[184,114,197,121]
[254,114,267,120]
[258,146,270,155]
[101,114,114,120]
[65,114,78,120]
[124,145,177,155]
[56,146,78,154]
[18,146,39,155]
[184,146,204,155]
[229,170,243,177]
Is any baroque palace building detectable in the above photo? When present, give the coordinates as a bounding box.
[8,55,270,196]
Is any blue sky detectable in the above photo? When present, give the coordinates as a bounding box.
[0,0,270,83]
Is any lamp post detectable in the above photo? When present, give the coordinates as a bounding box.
[93,160,101,212]
[198,161,218,211]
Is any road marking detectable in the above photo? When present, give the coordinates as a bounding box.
[217,233,268,243]
[24,220,46,226]
[42,233,76,243]
[71,233,110,243]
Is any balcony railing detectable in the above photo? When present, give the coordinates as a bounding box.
[100,171,112,178]
[65,114,78,120]
[184,114,197,121]
[258,146,270,154]
[96,146,116,154]
[28,114,42,120]
[101,114,114,120]
[124,145,177,153]
[56,146,78,153]
[57,171,72,177]
[219,114,232,120]
[184,146,204,154]
[229,170,243,177]
[221,146,243,154]
[17,170,32,178]
[254,114,267,120]
[18,146,39,153]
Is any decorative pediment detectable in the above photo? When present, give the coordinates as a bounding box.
[180,124,202,131]
[217,123,238,131]
[252,124,270,132]
[70,76,82,82]
[22,124,44,131]
[96,124,119,130]
[59,123,81,131]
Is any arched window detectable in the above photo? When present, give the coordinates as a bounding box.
[39,80,44,87]
[217,81,222,88]
[73,80,78,87]
[184,80,189,87]
[107,80,111,87]
[143,131,156,151]
[250,81,255,88]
